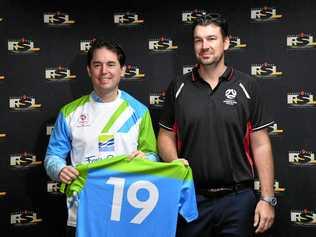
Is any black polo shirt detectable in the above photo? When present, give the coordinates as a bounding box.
[159,66,273,189]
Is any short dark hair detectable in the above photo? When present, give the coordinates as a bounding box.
[192,12,228,38]
[86,39,126,67]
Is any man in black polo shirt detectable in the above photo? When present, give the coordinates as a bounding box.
[158,13,275,236]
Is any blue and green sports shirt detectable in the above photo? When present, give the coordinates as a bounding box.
[62,155,198,237]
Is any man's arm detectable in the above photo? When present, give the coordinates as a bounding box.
[158,128,189,165]
[251,128,275,233]
[135,110,159,161]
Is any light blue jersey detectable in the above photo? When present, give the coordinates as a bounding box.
[63,155,198,237]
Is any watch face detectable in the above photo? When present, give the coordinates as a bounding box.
[271,197,277,206]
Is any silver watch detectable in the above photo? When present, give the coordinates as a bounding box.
[260,196,277,207]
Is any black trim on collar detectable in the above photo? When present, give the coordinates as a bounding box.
[191,65,234,82]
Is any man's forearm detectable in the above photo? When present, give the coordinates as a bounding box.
[158,128,179,162]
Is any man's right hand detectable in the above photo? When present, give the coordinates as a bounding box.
[58,166,79,184]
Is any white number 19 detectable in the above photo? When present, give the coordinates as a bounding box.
[106,177,159,224]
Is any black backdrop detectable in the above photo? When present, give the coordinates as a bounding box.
[1,0,316,236]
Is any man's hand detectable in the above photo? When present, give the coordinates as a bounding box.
[173,158,189,166]
[58,166,79,184]
[254,200,275,233]
[128,150,146,160]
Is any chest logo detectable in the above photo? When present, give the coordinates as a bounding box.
[77,113,90,127]
[223,89,237,105]
[225,89,237,99]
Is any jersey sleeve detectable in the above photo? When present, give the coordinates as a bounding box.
[138,110,159,161]
[44,111,72,180]
[159,79,176,131]
[249,79,274,132]
[178,168,198,222]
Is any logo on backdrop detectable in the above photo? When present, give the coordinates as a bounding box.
[291,209,316,226]
[228,36,247,50]
[251,6,282,22]
[46,125,54,136]
[123,65,145,80]
[149,37,178,52]
[0,191,6,197]
[43,12,75,26]
[287,91,316,107]
[0,73,4,80]
[183,65,194,75]
[182,9,208,24]
[9,95,42,111]
[251,63,283,78]
[289,150,316,166]
[114,12,143,26]
[8,38,40,53]
[10,152,42,168]
[11,211,42,226]
[0,18,3,22]
[47,181,62,194]
[45,66,76,81]
[150,91,166,107]
[268,122,284,136]
[0,132,6,140]
[287,33,316,49]
[254,180,285,193]
[80,38,96,53]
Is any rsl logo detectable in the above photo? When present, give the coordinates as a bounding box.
[45,66,76,81]
[287,91,316,107]
[287,33,316,49]
[289,150,316,166]
[0,132,6,139]
[0,191,6,197]
[80,38,96,53]
[251,63,283,78]
[114,12,143,26]
[0,73,4,80]
[150,91,166,107]
[8,38,40,53]
[228,36,247,50]
[291,209,316,226]
[47,181,61,194]
[183,65,194,75]
[46,125,54,136]
[254,180,285,193]
[43,12,75,26]
[9,95,42,111]
[182,9,207,24]
[149,37,178,52]
[123,65,145,80]
[268,122,284,136]
[11,210,42,226]
[10,152,42,168]
[251,6,282,22]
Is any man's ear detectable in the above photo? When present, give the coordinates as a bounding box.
[86,65,91,77]
[224,36,230,51]
[120,65,126,77]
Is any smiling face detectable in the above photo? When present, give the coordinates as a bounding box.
[87,47,126,102]
[193,23,229,67]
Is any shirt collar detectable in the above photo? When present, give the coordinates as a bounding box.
[191,65,233,82]
[91,90,121,103]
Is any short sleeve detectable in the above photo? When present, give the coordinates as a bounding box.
[249,79,274,131]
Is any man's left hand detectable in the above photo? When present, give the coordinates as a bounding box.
[254,200,275,233]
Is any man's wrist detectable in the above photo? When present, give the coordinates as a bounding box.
[260,196,277,207]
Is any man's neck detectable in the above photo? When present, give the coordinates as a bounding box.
[198,64,227,89]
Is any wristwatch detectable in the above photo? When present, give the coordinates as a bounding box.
[260,196,277,207]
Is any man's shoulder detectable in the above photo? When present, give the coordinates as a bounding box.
[233,68,254,83]
[120,90,148,114]
[61,95,90,117]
